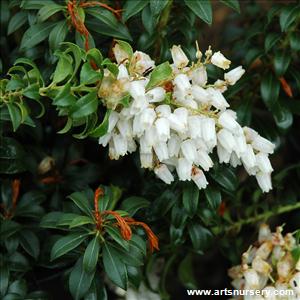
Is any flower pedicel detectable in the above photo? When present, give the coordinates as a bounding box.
[98,41,275,192]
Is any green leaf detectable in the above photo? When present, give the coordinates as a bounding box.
[8,11,27,35]
[0,220,21,240]
[188,224,213,251]
[57,213,83,226]
[69,257,95,300]
[19,230,40,259]
[20,0,51,9]
[80,62,102,85]
[58,117,72,134]
[69,216,94,228]
[182,182,199,216]
[211,166,237,192]
[89,110,111,138]
[122,0,149,22]
[260,72,280,110]
[264,33,281,52]
[8,280,27,297]
[83,236,100,273]
[146,62,172,90]
[120,196,150,216]
[0,137,27,174]
[37,3,63,22]
[7,103,22,132]
[23,83,40,100]
[102,243,128,290]
[40,211,64,228]
[274,51,291,76]
[115,39,133,59]
[184,0,212,25]
[53,53,73,83]
[20,22,55,50]
[292,247,300,262]
[219,0,240,13]
[150,0,168,16]
[51,233,88,261]
[105,226,129,251]
[290,32,300,51]
[280,4,300,32]
[86,48,103,67]
[85,7,117,28]
[204,186,221,210]
[71,92,98,119]
[178,254,197,289]
[49,20,68,50]
[53,83,76,107]
[0,262,9,297]
[101,58,119,77]
[68,191,94,218]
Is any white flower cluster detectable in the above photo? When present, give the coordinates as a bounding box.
[98,42,275,192]
[228,224,300,300]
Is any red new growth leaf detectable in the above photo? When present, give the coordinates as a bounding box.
[124,217,159,252]
[279,77,293,98]
[12,179,21,210]
[94,187,104,229]
[103,210,132,240]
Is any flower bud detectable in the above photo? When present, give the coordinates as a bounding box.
[224,66,245,85]
[171,45,189,68]
[181,139,197,162]
[211,51,231,69]
[154,164,174,184]
[176,158,193,181]
[277,253,294,280]
[256,172,272,193]
[256,241,273,260]
[258,224,272,243]
[153,141,169,161]
[243,269,260,289]
[146,87,166,103]
[217,128,236,152]
[252,256,272,275]
[191,167,208,189]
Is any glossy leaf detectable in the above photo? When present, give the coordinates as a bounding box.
[19,230,40,259]
[260,72,280,110]
[49,20,68,50]
[122,0,149,22]
[8,11,27,35]
[146,62,172,90]
[220,0,240,13]
[71,92,98,119]
[184,0,212,25]
[102,243,128,290]
[182,182,199,216]
[50,233,88,261]
[274,51,291,76]
[83,236,100,273]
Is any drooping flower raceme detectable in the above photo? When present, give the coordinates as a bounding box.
[98,42,275,192]
[228,224,300,299]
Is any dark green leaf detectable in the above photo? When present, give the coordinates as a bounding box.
[49,20,68,50]
[37,3,63,22]
[51,233,88,261]
[8,11,27,35]
[220,0,240,13]
[102,243,128,289]
[8,280,27,297]
[40,211,64,228]
[83,235,100,273]
[211,166,237,192]
[264,33,281,52]
[260,72,280,110]
[204,187,221,210]
[69,216,94,228]
[279,4,300,32]
[188,224,213,251]
[184,0,212,25]
[86,48,103,67]
[274,51,291,76]
[273,102,293,130]
[120,196,150,216]
[68,191,94,218]
[0,220,21,239]
[20,22,55,50]
[19,230,40,259]
[290,32,300,51]
[178,254,197,289]
[69,257,95,300]
[122,0,149,22]
[105,226,129,251]
[0,262,9,297]
[182,182,199,216]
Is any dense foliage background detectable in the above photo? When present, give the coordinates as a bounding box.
[1,0,300,299]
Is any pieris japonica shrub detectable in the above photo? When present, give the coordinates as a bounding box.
[0,0,300,299]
